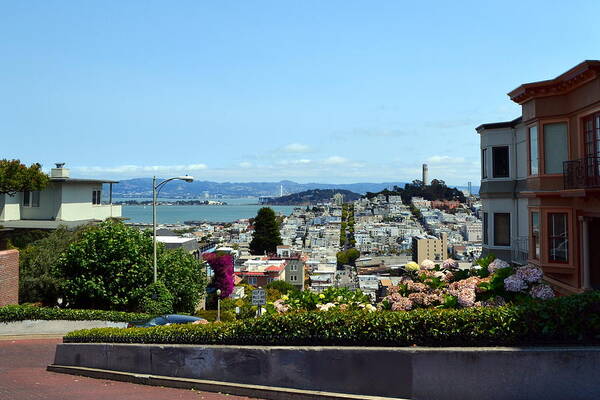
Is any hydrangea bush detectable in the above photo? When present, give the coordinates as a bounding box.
[381,257,555,311]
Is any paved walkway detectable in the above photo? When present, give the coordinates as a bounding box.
[0,337,262,400]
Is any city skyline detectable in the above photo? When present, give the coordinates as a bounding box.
[2,1,599,184]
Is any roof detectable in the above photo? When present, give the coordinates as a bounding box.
[50,178,120,184]
[265,265,284,272]
[508,60,600,104]
[475,117,522,132]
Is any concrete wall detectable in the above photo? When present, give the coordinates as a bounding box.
[0,320,127,336]
[0,249,19,306]
[0,194,21,221]
[51,344,600,400]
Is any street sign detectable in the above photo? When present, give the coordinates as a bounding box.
[252,288,266,306]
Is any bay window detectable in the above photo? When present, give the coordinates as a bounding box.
[493,213,510,246]
[492,146,509,178]
[531,211,540,259]
[529,126,538,175]
[543,123,568,174]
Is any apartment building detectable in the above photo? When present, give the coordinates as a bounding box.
[411,233,448,264]
[478,60,600,293]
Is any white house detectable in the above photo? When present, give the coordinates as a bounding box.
[0,163,121,229]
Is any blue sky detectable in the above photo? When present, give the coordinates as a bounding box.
[2,1,599,185]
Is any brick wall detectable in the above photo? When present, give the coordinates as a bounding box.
[0,249,19,306]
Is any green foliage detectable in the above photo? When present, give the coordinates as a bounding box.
[365,180,466,204]
[265,280,297,295]
[0,159,49,196]
[0,304,149,323]
[8,230,50,250]
[195,309,236,322]
[19,226,91,305]
[249,207,282,255]
[337,248,360,266]
[282,287,371,311]
[138,281,174,315]
[64,291,600,347]
[54,220,207,313]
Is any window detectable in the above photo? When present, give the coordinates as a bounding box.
[548,213,568,262]
[23,191,40,207]
[531,212,540,259]
[492,147,509,178]
[529,126,539,175]
[482,148,488,179]
[583,112,600,157]
[290,264,298,271]
[247,277,257,285]
[290,275,298,282]
[493,213,510,246]
[483,212,488,245]
[92,190,102,205]
[543,123,568,174]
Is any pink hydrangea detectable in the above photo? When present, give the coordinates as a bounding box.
[273,299,289,313]
[448,276,481,296]
[407,281,428,293]
[530,284,555,300]
[442,258,458,269]
[420,259,435,270]
[457,288,476,307]
[504,274,527,292]
[391,297,413,311]
[487,258,510,274]
[443,271,455,282]
[516,265,544,283]
[389,292,403,302]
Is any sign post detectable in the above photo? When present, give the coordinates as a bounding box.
[252,288,266,317]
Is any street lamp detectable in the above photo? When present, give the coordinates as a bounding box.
[153,175,194,283]
[216,289,222,322]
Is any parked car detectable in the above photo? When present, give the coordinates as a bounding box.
[128,314,207,328]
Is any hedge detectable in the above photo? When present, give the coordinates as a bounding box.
[64,291,600,346]
[0,305,150,323]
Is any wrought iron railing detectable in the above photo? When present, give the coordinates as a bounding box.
[564,156,600,189]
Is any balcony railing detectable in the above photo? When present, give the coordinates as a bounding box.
[564,156,600,189]
[511,237,529,266]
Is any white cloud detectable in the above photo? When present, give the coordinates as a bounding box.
[322,156,349,165]
[74,163,208,175]
[426,155,466,164]
[282,143,311,153]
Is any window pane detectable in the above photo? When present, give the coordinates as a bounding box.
[482,149,487,179]
[31,191,40,207]
[548,213,568,262]
[494,213,510,246]
[492,147,509,178]
[544,123,568,174]
[531,212,539,259]
[530,126,538,175]
[483,212,488,245]
[23,191,30,206]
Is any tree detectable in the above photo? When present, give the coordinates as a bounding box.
[249,207,282,255]
[336,248,360,266]
[19,225,92,305]
[54,220,207,312]
[203,252,234,298]
[0,159,49,196]
[266,280,298,295]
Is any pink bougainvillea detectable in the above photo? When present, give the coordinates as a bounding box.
[203,253,234,298]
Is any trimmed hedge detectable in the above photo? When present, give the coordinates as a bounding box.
[0,305,150,323]
[64,291,600,346]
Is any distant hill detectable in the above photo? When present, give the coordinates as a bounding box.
[108,178,478,199]
[263,189,361,205]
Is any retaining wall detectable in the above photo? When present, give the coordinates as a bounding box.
[0,249,19,306]
[0,320,127,336]
[50,343,600,400]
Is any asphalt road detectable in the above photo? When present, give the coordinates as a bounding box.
[0,337,262,400]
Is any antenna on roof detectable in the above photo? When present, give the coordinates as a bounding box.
[55,163,65,168]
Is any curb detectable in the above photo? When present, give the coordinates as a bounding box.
[47,364,405,400]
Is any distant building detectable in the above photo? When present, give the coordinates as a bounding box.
[273,245,305,289]
[422,164,429,185]
[412,233,448,264]
[333,193,344,206]
[0,163,121,229]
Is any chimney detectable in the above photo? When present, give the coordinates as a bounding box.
[50,162,70,179]
[422,164,429,185]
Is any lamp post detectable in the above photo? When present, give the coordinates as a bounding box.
[216,289,222,322]
[153,175,194,283]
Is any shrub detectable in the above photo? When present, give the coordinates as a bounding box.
[54,220,207,313]
[137,281,174,315]
[64,291,600,347]
[194,309,236,322]
[0,304,149,323]
[203,253,234,298]
[265,280,297,295]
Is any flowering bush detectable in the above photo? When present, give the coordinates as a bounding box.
[267,287,372,314]
[404,261,420,272]
[381,257,555,312]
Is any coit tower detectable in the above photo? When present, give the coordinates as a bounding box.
[422,163,429,185]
